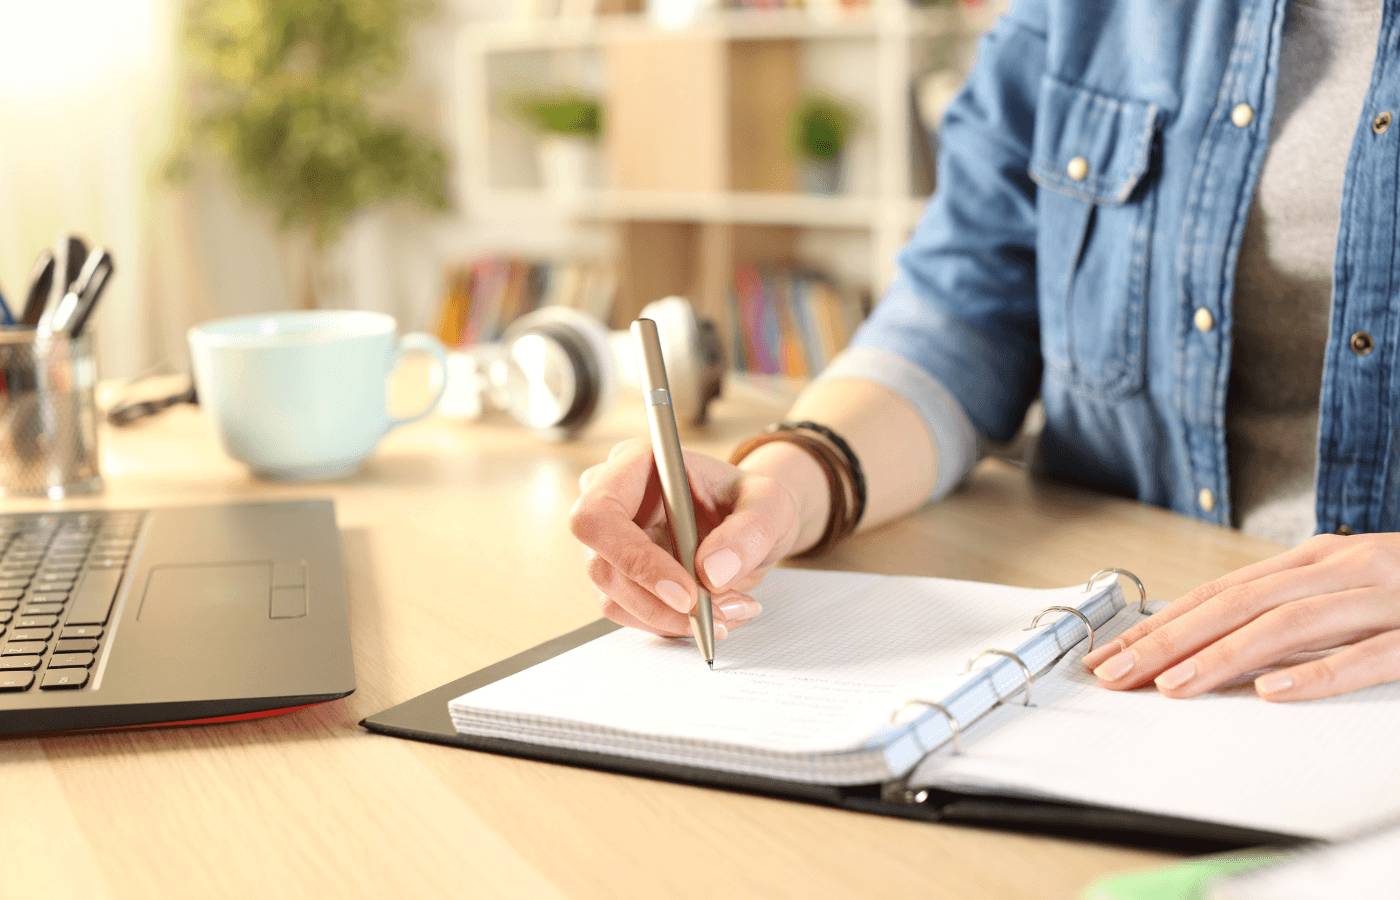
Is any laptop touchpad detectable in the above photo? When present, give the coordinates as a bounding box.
[138,563,274,628]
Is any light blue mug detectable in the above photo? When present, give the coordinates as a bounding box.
[188,310,448,480]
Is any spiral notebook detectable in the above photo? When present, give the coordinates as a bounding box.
[365,568,1400,851]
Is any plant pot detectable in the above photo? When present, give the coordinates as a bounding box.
[802,156,845,195]
[536,135,599,207]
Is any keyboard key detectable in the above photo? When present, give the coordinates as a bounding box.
[0,578,30,590]
[0,566,37,577]
[9,629,52,642]
[16,615,58,629]
[55,638,97,654]
[21,603,64,617]
[38,563,80,575]
[0,612,11,625]
[88,559,126,569]
[34,574,74,586]
[0,672,34,691]
[0,656,42,670]
[40,668,88,689]
[2,642,47,656]
[28,591,69,604]
[66,569,122,626]
[0,591,21,602]
[48,653,94,669]
[59,626,102,639]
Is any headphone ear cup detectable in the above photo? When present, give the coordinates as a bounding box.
[637,297,725,426]
[501,307,618,441]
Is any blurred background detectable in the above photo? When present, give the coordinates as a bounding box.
[0,0,999,382]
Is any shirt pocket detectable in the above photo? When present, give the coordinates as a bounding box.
[1030,76,1162,399]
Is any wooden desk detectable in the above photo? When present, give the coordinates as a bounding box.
[0,379,1285,900]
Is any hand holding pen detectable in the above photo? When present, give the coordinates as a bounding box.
[570,343,783,649]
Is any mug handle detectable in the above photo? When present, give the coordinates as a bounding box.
[386,332,450,431]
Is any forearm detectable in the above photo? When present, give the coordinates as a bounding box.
[735,378,939,555]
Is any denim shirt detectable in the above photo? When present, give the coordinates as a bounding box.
[852,0,1400,534]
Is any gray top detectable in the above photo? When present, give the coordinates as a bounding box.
[1227,0,1380,545]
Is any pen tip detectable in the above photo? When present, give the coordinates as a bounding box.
[707,661,714,670]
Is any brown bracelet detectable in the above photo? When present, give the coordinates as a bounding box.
[730,430,858,556]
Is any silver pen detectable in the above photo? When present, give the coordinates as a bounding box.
[631,318,715,669]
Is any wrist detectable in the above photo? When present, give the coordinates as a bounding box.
[733,440,832,556]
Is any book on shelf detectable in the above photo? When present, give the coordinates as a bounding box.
[433,255,617,349]
[728,264,867,376]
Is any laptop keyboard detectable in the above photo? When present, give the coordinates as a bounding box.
[0,511,143,692]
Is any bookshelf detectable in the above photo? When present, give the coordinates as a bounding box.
[452,1,988,367]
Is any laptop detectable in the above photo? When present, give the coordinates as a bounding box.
[0,499,355,734]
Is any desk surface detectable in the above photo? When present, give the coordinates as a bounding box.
[0,378,1285,900]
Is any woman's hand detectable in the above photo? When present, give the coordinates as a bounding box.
[1080,533,1400,702]
[569,439,801,638]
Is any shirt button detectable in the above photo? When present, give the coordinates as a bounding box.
[1374,111,1392,134]
[1231,103,1254,128]
[1350,331,1375,355]
[1336,525,1355,536]
[1066,156,1089,181]
[1198,488,1216,513]
[1193,307,1215,332]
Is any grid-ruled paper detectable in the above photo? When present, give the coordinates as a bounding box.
[912,606,1400,840]
[449,568,1120,784]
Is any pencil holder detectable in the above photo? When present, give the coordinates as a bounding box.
[0,328,102,497]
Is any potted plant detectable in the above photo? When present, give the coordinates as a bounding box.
[172,0,450,308]
[788,94,859,195]
[512,92,604,206]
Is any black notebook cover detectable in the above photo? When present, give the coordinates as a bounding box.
[361,620,1306,854]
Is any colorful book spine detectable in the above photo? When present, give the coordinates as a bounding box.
[432,256,617,349]
[726,264,865,376]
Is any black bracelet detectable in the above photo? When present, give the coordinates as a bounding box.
[772,420,867,528]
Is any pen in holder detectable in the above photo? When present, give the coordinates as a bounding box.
[0,328,102,497]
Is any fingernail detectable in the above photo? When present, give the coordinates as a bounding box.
[1094,650,1137,682]
[1156,659,1197,691]
[702,548,741,590]
[1256,671,1294,696]
[654,580,692,613]
[1082,639,1124,668]
[712,618,729,640]
[719,599,762,623]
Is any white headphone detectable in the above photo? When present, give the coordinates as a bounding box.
[441,296,725,441]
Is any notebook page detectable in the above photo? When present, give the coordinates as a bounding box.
[450,568,1116,784]
[1206,819,1400,900]
[911,607,1400,840]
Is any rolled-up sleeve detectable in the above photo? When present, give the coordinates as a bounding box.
[813,347,981,502]
[851,2,1045,443]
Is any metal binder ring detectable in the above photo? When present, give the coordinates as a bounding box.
[1029,605,1096,653]
[961,649,1034,707]
[1087,568,1150,615]
[891,699,962,755]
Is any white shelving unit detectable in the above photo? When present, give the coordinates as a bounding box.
[452,1,987,325]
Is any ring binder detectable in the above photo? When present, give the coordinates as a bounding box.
[891,699,963,754]
[962,649,1034,707]
[1028,605,1097,652]
[883,700,964,805]
[1087,568,1150,614]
